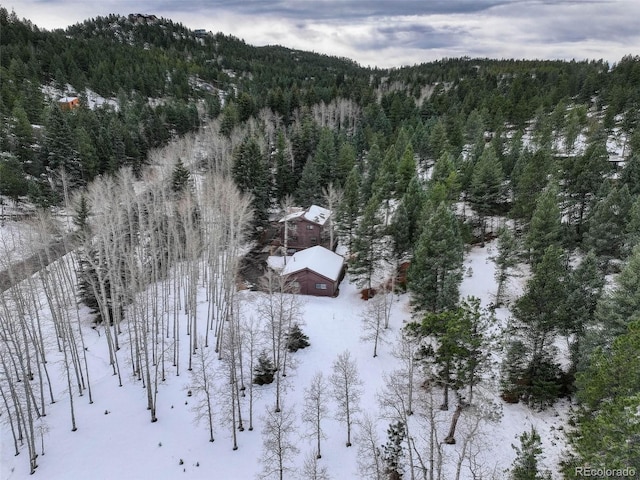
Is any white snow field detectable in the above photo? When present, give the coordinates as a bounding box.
[0,241,569,480]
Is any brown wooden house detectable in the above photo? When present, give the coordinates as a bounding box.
[280,246,344,297]
[58,97,79,111]
[278,205,333,252]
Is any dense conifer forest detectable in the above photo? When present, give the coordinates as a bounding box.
[1,8,639,478]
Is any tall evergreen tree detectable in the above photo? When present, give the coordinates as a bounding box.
[582,184,633,268]
[350,194,384,292]
[510,427,552,480]
[390,176,426,260]
[408,202,464,313]
[503,245,568,408]
[525,181,562,266]
[337,166,361,250]
[469,145,504,246]
[232,137,270,229]
[563,126,613,237]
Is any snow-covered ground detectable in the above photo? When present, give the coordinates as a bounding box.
[0,241,570,479]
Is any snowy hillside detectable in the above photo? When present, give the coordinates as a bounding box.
[0,239,570,480]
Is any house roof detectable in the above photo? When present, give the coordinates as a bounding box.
[58,96,78,103]
[279,205,331,225]
[280,246,344,281]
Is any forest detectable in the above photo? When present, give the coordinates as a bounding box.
[1,7,640,479]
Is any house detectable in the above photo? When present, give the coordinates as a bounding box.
[58,97,79,111]
[279,246,344,297]
[278,205,334,252]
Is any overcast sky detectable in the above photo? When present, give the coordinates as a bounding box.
[8,0,640,68]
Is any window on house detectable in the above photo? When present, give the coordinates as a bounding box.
[290,235,298,241]
[306,224,314,230]
[315,283,327,290]
[311,237,318,244]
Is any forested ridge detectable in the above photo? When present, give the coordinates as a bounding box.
[1,8,640,478]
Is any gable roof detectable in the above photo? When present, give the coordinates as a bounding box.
[279,205,331,225]
[280,246,344,281]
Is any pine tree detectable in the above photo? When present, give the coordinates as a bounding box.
[232,137,270,229]
[381,421,406,480]
[510,427,552,480]
[512,149,554,224]
[350,194,384,292]
[296,157,324,205]
[395,144,416,197]
[43,104,83,188]
[274,130,295,200]
[337,166,361,250]
[525,181,562,266]
[469,145,504,246]
[492,226,519,306]
[171,159,191,194]
[624,194,640,255]
[583,184,632,269]
[507,245,568,408]
[408,202,464,313]
[253,351,276,385]
[565,321,640,476]
[563,126,613,237]
[286,323,310,352]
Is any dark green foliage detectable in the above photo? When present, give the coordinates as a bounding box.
[525,181,562,266]
[408,297,492,411]
[512,149,555,224]
[582,184,632,269]
[171,159,191,194]
[492,227,519,306]
[510,427,552,480]
[563,126,614,237]
[502,245,569,408]
[232,137,270,229]
[564,320,640,477]
[469,145,504,245]
[382,421,406,480]
[408,202,464,313]
[253,351,276,385]
[0,155,28,202]
[273,131,295,200]
[592,244,640,349]
[286,323,310,352]
[337,166,361,250]
[350,194,384,291]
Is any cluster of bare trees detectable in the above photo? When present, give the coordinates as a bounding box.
[0,119,257,472]
[0,210,96,474]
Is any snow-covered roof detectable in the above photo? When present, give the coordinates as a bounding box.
[278,205,331,225]
[58,96,78,103]
[280,246,344,281]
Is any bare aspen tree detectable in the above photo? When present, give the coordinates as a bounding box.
[188,337,216,442]
[280,195,297,263]
[360,292,391,358]
[356,413,384,480]
[301,371,330,459]
[241,315,263,431]
[329,350,363,447]
[377,370,416,479]
[259,270,301,412]
[415,386,444,480]
[302,450,331,480]
[392,331,420,417]
[322,184,342,251]
[259,406,300,480]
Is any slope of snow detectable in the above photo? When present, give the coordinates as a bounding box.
[1,242,570,479]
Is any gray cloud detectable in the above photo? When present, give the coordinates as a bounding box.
[8,0,640,67]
